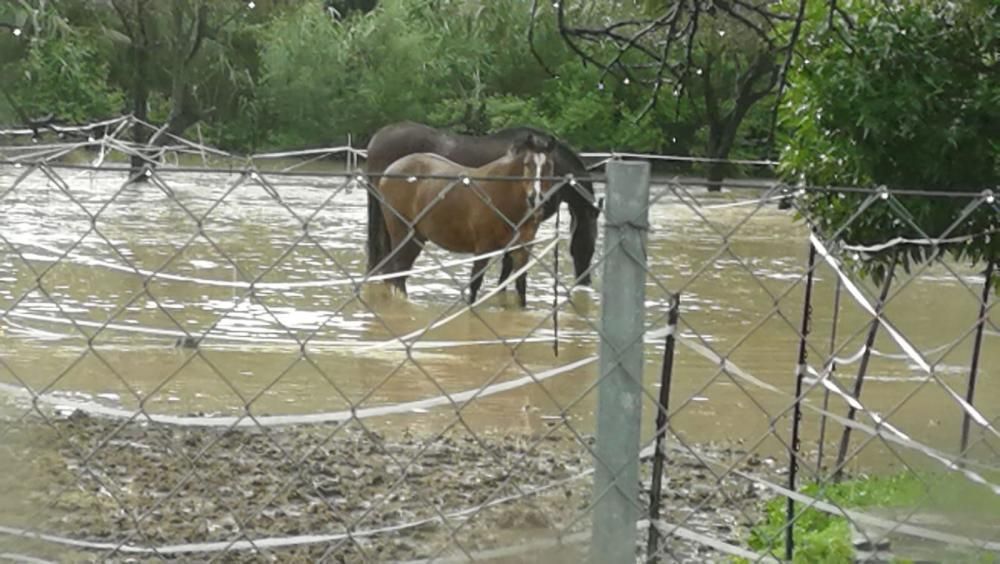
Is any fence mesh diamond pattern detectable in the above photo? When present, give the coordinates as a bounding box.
[1,118,998,563]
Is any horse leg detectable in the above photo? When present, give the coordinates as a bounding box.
[387,238,423,298]
[469,258,489,305]
[498,253,513,289]
[511,248,530,308]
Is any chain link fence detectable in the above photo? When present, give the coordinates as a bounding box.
[1,118,998,563]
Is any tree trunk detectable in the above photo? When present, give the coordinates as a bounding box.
[154,80,201,144]
[704,119,737,192]
[119,0,151,182]
[129,38,150,181]
[704,124,727,191]
[146,1,207,148]
[704,99,752,192]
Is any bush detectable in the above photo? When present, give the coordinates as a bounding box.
[778,0,999,283]
[10,34,123,123]
[744,471,1000,563]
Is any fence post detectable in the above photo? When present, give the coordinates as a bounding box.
[960,260,994,459]
[786,241,818,561]
[647,293,680,563]
[591,160,651,564]
[834,251,898,482]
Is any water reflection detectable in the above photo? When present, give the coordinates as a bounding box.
[1,163,997,467]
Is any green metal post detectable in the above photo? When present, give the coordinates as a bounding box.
[591,160,651,564]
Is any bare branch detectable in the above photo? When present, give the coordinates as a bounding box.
[527,0,558,78]
[765,0,807,149]
[110,0,136,39]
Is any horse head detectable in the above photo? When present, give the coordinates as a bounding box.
[506,134,558,216]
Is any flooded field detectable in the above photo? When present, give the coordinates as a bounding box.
[1,159,998,561]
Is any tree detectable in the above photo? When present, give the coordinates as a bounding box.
[684,12,779,186]
[104,1,249,149]
[258,0,466,147]
[0,0,124,127]
[778,0,999,284]
[536,0,854,182]
[6,31,124,124]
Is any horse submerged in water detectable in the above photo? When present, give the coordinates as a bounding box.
[371,134,558,308]
[364,121,601,288]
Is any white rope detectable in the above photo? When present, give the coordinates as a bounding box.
[14,236,555,289]
[0,467,584,555]
[392,520,779,564]
[358,237,561,352]
[0,552,57,564]
[1,389,994,558]
[0,116,130,136]
[811,233,1000,440]
[645,441,1000,554]
[830,336,967,366]
[580,151,778,167]
[649,320,1000,485]
[249,146,366,160]
[0,355,594,428]
[1,310,556,350]
[2,143,89,164]
[128,117,235,159]
[842,230,1000,254]
[0,116,373,165]
[804,365,1000,495]
[695,193,789,210]
[0,427,775,560]
[730,467,1000,553]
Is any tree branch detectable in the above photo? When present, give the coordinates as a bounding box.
[527,0,558,77]
[184,1,209,66]
[110,0,136,39]
[765,0,807,150]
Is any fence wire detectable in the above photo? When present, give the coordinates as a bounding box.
[1,118,998,563]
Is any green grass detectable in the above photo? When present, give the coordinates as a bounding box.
[735,471,1000,564]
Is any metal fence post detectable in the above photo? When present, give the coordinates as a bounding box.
[786,241,818,561]
[960,260,994,459]
[591,160,651,564]
[647,293,680,563]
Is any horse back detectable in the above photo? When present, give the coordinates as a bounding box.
[382,152,467,179]
[378,153,466,219]
[366,122,446,174]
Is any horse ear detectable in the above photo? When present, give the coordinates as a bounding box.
[506,139,521,157]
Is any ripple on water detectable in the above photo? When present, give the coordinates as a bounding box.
[0,164,996,462]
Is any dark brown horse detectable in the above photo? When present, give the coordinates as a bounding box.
[365,121,600,288]
[373,134,557,308]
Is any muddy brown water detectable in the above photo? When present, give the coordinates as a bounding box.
[1,159,998,561]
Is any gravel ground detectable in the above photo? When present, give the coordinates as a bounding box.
[0,411,780,563]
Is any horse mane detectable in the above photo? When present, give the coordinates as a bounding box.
[493,125,589,176]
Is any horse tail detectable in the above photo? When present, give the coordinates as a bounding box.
[366,182,390,275]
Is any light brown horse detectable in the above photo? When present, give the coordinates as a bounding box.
[373,134,557,307]
[365,121,601,287]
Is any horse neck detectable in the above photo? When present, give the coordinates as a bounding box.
[473,154,537,204]
[475,153,524,182]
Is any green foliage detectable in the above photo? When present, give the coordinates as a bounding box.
[744,471,1000,563]
[254,0,714,151]
[1,0,784,168]
[778,0,999,282]
[259,0,481,147]
[8,33,124,122]
[747,473,923,562]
